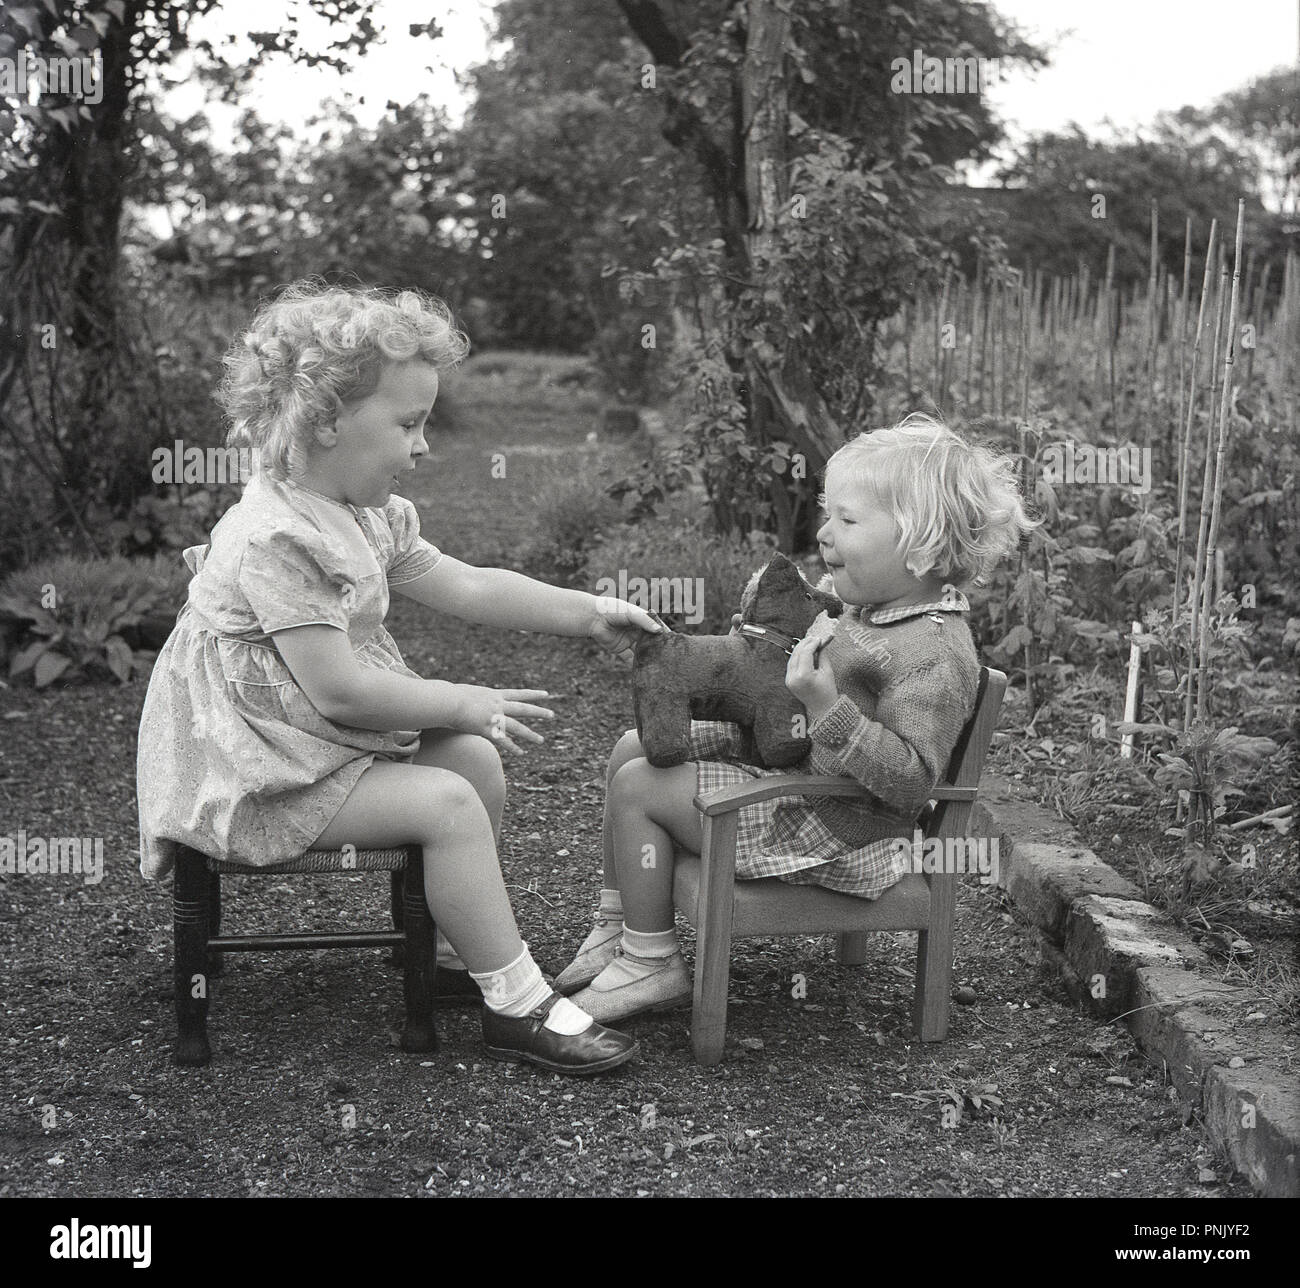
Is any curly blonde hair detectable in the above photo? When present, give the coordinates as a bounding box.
[218,280,470,479]
[822,413,1038,587]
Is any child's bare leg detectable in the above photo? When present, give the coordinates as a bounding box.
[413,729,505,842]
[313,760,519,969]
[314,760,637,1069]
[606,757,702,931]
[410,730,506,972]
[567,758,701,1022]
[601,728,646,888]
[556,734,699,996]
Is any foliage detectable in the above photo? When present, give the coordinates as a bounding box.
[991,124,1277,285]
[456,0,695,385]
[582,492,779,634]
[519,472,625,588]
[607,0,1048,546]
[0,553,190,686]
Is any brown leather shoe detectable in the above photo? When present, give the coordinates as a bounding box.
[481,994,638,1075]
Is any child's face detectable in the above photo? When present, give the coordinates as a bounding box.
[330,359,439,507]
[817,467,938,610]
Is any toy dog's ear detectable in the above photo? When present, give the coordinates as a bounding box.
[738,566,763,619]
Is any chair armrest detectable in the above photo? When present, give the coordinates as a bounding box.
[693,777,977,817]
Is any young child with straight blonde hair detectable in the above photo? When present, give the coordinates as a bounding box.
[556,414,1036,1023]
[138,280,665,1074]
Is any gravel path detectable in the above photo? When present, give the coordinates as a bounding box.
[0,356,1252,1197]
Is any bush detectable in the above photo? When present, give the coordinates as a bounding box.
[520,472,625,587]
[0,553,191,687]
[582,493,779,634]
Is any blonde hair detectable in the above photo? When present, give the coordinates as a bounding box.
[822,413,1038,586]
[218,280,470,479]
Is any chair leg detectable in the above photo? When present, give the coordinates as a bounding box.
[173,847,213,1066]
[836,931,870,966]
[913,928,952,1041]
[399,848,438,1053]
[389,869,405,967]
[207,868,224,977]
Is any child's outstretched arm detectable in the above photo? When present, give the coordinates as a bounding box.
[393,556,663,655]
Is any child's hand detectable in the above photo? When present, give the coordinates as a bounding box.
[785,635,839,723]
[588,597,667,661]
[455,685,554,754]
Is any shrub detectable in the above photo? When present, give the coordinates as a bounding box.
[520,473,625,586]
[0,554,191,687]
[582,492,779,634]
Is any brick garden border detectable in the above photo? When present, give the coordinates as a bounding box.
[970,772,1298,1198]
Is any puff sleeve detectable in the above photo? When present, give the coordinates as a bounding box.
[382,494,443,586]
[237,525,357,636]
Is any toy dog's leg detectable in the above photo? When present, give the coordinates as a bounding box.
[638,697,692,768]
[751,703,806,768]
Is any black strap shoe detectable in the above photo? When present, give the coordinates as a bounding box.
[433,965,486,1007]
[481,993,639,1075]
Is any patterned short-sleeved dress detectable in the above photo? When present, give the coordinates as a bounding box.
[136,472,442,879]
[686,721,911,900]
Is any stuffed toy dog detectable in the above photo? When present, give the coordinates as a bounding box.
[631,552,841,768]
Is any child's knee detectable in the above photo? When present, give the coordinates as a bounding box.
[609,755,660,809]
[607,728,644,783]
[418,768,491,838]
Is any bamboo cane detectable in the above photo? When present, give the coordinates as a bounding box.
[1190,220,1237,733]
[1143,200,1159,454]
[1177,218,1192,445]
[1174,218,1217,729]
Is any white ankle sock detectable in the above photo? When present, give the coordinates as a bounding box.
[435,928,466,971]
[471,945,593,1035]
[598,888,624,917]
[622,926,677,958]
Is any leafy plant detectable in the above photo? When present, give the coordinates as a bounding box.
[0,554,190,687]
[582,493,779,634]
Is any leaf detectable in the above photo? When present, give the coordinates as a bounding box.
[9,639,49,677]
[34,651,71,688]
[104,636,134,683]
[8,8,42,37]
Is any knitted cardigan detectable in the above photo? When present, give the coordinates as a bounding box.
[803,598,981,846]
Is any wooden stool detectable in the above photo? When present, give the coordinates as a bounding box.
[172,844,437,1066]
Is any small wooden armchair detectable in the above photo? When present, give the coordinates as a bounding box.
[171,844,438,1066]
[672,666,1006,1066]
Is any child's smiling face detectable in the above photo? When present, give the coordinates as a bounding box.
[817,466,943,610]
[325,359,439,507]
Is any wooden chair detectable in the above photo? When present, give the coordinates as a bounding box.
[171,844,438,1066]
[672,666,1007,1066]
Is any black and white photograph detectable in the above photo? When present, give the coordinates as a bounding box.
[0,0,1295,1242]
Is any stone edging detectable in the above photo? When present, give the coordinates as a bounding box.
[970,771,1298,1198]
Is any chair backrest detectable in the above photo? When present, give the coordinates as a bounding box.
[924,667,1007,843]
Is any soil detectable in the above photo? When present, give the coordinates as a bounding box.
[0,356,1262,1197]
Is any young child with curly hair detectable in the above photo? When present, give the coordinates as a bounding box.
[137,280,663,1074]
